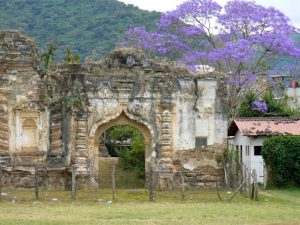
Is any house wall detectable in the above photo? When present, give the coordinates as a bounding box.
[228,131,266,183]
[287,87,300,110]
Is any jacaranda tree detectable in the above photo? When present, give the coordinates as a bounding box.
[123,0,300,116]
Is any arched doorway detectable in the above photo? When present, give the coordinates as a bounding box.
[89,112,153,188]
[99,124,145,188]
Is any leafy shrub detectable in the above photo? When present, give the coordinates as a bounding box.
[106,125,145,179]
[262,136,300,185]
[237,90,299,118]
[238,91,265,117]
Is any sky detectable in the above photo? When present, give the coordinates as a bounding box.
[118,0,300,28]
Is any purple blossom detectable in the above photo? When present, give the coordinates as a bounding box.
[271,81,276,87]
[123,0,300,111]
[252,100,268,112]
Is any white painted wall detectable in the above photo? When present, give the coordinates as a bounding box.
[196,80,217,146]
[173,80,195,149]
[173,79,227,150]
[228,131,266,183]
[195,79,227,145]
[287,87,300,109]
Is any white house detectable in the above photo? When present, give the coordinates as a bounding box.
[228,117,300,183]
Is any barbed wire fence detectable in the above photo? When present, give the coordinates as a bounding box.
[0,160,260,203]
[223,161,260,201]
[0,165,2,201]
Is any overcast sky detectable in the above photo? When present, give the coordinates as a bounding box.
[119,0,300,28]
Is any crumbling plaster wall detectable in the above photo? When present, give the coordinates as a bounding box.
[0,31,57,188]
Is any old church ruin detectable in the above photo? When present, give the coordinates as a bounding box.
[0,31,227,189]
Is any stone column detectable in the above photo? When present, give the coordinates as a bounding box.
[0,89,11,165]
[49,106,63,156]
[158,96,174,190]
[74,112,90,188]
[159,109,173,170]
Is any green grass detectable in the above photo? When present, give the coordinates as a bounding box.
[99,160,144,189]
[0,188,300,225]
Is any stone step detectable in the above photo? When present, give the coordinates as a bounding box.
[50,123,62,129]
[0,143,9,151]
[50,141,63,148]
[50,146,63,153]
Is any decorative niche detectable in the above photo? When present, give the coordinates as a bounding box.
[21,118,38,152]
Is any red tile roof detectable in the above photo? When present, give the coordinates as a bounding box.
[228,117,300,136]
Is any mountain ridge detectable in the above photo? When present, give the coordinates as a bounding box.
[0,0,160,60]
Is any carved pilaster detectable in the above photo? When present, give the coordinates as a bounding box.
[159,109,173,171]
[157,78,176,172]
[49,107,63,155]
[0,89,10,163]
[74,112,89,174]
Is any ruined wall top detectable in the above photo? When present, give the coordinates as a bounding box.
[50,48,224,81]
[0,31,45,109]
[0,31,225,82]
[0,31,40,72]
[0,31,227,109]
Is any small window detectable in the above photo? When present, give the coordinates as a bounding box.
[240,145,243,162]
[195,137,207,149]
[254,146,262,156]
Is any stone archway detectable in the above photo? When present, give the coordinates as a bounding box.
[89,111,153,186]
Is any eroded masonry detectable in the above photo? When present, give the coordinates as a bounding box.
[0,31,227,189]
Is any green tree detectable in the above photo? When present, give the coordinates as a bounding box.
[0,0,160,60]
[106,125,145,178]
[262,136,300,185]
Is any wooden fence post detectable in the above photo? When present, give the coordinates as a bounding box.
[34,165,39,200]
[263,164,268,190]
[240,163,246,195]
[149,165,155,202]
[179,171,185,201]
[0,165,2,201]
[72,165,76,200]
[251,169,259,201]
[223,165,229,190]
[112,163,116,201]
[216,179,222,201]
[229,175,250,202]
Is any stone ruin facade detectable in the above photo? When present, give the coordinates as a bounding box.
[0,31,227,189]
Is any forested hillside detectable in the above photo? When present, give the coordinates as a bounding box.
[0,0,160,60]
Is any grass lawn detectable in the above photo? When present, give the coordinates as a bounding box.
[0,187,300,225]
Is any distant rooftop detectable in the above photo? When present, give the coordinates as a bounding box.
[228,117,300,137]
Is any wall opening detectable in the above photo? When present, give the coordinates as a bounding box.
[92,112,152,189]
[21,118,37,152]
[254,146,262,156]
[99,124,145,188]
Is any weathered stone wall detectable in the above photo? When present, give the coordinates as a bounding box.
[173,144,226,188]
[0,32,228,189]
[0,31,69,188]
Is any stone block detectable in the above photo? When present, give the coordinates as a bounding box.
[195,182,205,187]
[186,172,197,177]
